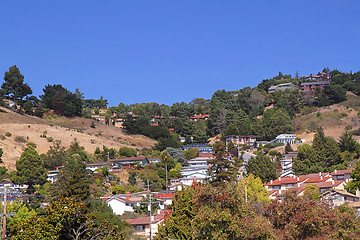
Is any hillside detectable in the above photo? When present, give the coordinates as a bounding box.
[0,107,156,171]
[270,92,360,153]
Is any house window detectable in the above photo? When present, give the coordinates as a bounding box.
[272,185,280,190]
[134,225,146,231]
[285,183,294,188]
[337,175,345,180]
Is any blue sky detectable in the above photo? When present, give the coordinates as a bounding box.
[1,0,359,106]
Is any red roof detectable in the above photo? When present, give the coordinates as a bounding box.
[156,193,174,199]
[265,176,308,186]
[331,169,353,176]
[305,176,331,183]
[124,210,171,225]
[316,180,344,188]
[198,153,214,158]
[108,157,146,162]
[189,114,210,119]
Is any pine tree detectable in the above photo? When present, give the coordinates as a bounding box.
[246,153,276,183]
[157,186,196,240]
[207,141,238,187]
[10,146,47,193]
[51,154,91,200]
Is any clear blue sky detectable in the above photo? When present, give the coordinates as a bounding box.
[1,0,359,106]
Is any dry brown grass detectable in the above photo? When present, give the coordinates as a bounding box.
[0,107,156,171]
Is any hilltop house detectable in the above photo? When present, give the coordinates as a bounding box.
[268,83,297,93]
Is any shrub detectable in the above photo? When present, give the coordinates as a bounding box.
[40,134,47,138]
[47,137,54,142]
[14,136,26,143]
[345,125,353,131]
[26,142,37,148]
[5,132,12,137]
[90,121,96,128]
[0,135,5,140]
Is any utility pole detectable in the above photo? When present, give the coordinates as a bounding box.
[2,187,6,240]
[147,180,152,240]
[245,181,247,203]
[165,161,168,193]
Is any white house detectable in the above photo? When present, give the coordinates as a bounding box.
[106,196,136,215]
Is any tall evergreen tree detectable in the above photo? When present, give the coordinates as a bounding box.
[246,153,276,183]
[1,65,32,104]
[157,187,196,240]
[10,146,47,193]
[51,154,91,201]
[207,141,238,187]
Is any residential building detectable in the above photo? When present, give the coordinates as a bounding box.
[270,134,303,145]
[47,170,59,183]
[330,168,353,182]
[109,157,149,168]
[268,83,297,93]
[106,196,136,215]
[124,210,171,239]
[86,162,107,172]
[321,189,360,207]
[189,114,210,121]
[91,115,106,124]
[304,72,332,82]
[225,135,256,146]
[182,143,213,153]
[300,80,330,93]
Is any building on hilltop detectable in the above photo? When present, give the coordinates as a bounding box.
[268,82,297,93]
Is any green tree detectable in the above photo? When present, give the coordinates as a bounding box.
[157,186,197,240]
[207,141,238,187]
[284,142,293,154]
[40,84,82,117]
[119,147,137,157]
[239,173,270,204]
[51,154,91,200]
[43,140,67,170]
[339,131,360,157]
[246,153,276,183]
[10,146,47,193]
[303,183,320,201]
[1,65,32,104]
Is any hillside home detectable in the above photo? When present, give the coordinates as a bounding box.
[268,83,297,93]
[300,81,330,93]
[304,72,332,82]
[91,115,106,124]
[106,196,136,215]
[189,114,210,121]
[321,189,360,207]
[124,210,171,239]
[330,169,353,182]
[225,135,256,146]
[86,162,107,172]
[182,143,213,153]
[270,134,302,145]
[47,170,59,183]
[109,157,149,168]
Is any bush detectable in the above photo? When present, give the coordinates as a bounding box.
[47,137,54,142]
[0,135,5,140]
[345,125,353,131]
[26,142,37,148]
[14,136,26,143]
[40,134,47,138]
[5,132,12,137]
[90,121,96,128]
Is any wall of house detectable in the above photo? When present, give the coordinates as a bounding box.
[107,199,134,215]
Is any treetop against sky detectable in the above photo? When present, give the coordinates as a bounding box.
[1,0,360,106]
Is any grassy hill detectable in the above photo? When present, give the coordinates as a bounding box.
[270,92,360,153]
[0,107,156,171]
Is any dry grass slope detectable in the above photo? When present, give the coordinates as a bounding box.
[0,107,156,171]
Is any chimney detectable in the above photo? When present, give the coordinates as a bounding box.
[332,179,335,185]
[297,176,300,182]
[297,183,300,187]
[321,176,323,181]
[334,169,337,174]
[279,177,281,181]
[126,192,131,200]
[270,180,273,184]
[293,175,296,179]
[319,172,321,176]
[356,189,360,197]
